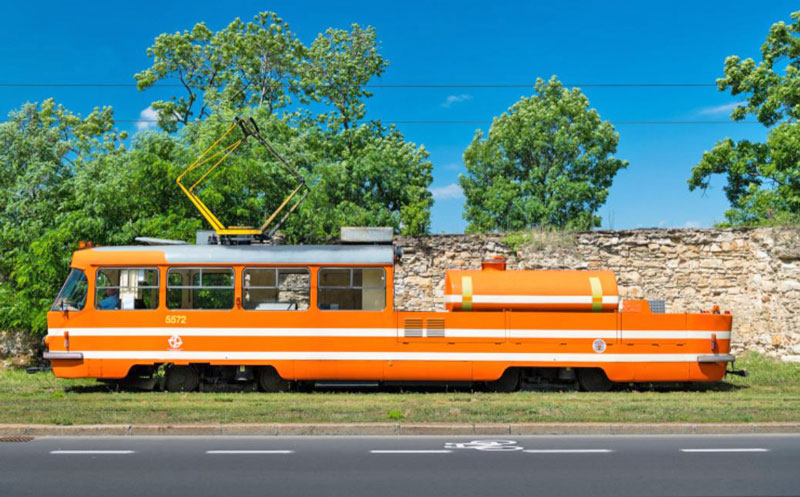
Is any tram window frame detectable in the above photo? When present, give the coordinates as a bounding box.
[95,267,160,311]
[317,267,386,311]
[166,267,235,310]
[242,267,310,311]
[51,269,89,312]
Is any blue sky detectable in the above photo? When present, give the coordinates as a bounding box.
[1,1,794,232]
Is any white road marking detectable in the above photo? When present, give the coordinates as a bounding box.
[371,450,452,454]
[681,448,768,453]
[523,449,613,454]
[206,450,294,454]
[50,450,134,455]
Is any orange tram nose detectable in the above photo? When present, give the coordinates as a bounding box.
[44,244,736,393]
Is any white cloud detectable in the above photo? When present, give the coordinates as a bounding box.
[683,220,701,228]
[430,183,464,200]
[441,94,473,108]
[697,102,745,116]
[135,106,159,131]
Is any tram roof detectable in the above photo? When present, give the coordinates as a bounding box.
[89,244,395,265]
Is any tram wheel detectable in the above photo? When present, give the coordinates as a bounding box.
[486,368,520,392]
[577,368,614,392]
[164,365,199,392]
[258,367,291,392]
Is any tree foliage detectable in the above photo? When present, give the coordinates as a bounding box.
[0,12,432,336]
[459,77,627,232]
[0,100,126,332]
[688,11,800,226]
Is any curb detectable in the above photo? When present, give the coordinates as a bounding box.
[1,423,799,437]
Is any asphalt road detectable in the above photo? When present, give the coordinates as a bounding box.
[0,435,798,497]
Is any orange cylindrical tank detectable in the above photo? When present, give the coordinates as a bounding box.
[444,268,618,312]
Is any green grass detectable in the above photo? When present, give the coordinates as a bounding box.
[0,353,798,425]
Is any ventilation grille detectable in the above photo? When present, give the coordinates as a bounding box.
[0,436,34,443]
[426,319,446,338]
[648,299,666,314]
[403,318,446,338]
[404,319,423,337]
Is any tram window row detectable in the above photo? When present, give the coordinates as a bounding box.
[53,266,387,312]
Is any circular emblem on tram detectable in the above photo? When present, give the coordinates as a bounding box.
[592,338,607,354]
[168,335,183,349]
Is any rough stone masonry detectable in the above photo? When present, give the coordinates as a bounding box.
[394,228,800,362]
[2,227,799,365]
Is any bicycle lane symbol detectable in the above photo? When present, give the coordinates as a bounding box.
[444,440,524,452]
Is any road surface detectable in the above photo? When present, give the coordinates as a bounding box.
[0,434,798,496]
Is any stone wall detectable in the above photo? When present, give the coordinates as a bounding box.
[1,330,40,367]
[394,228,800,362]
[2,228,799,365]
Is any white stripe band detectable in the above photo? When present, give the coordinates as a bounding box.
[370,450,452,454]
[72,351,722,363]
[50,450,134,455]
[523,449,612,454]
[680,448,768,453]
[206,450,293,454]
[444,295,619,305]
[46,327,730,340]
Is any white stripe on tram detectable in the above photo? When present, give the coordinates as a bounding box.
[75,351,717,363]
[46,327,730,340]
[443,295,620,305]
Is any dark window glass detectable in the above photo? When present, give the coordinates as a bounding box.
[95,268,159,310]
[243,267,309,311]
[317,268,385,311]
[51,269,88,311]
[167,268,234,310]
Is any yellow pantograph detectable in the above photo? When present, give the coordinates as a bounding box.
[176,118,308,239]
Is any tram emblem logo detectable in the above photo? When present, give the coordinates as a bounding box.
[592,339,607,353]
[444,440,523,451]
[168,335,183,349]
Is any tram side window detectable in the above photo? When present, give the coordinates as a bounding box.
[243,267,310,311]
[318,268,386,311]
[95,268,159,310]
[167,268,234,310]
[51,269,88,311]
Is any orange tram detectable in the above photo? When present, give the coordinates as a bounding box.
[44,237,737,392]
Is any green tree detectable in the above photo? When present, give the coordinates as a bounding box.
[135,12,431,238]
[0,100,126,333]
[688,11,800,226]
[0,12,434,337]
[134,12,305,131]
[460,76,627,232]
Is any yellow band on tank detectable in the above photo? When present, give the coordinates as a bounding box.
[461,276,473,311]
[589,277,603,312]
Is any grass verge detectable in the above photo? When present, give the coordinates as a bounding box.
[0,353,798,425]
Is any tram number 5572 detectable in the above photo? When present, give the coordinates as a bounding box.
[165,315,187,325]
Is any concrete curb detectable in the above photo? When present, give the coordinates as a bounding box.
[1,423,799,437]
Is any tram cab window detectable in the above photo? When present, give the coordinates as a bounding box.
[95,268,159,310]
[51,269,88,311]
[243,267,310,311]
[317,268,386,311]
[167,268,234,310]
